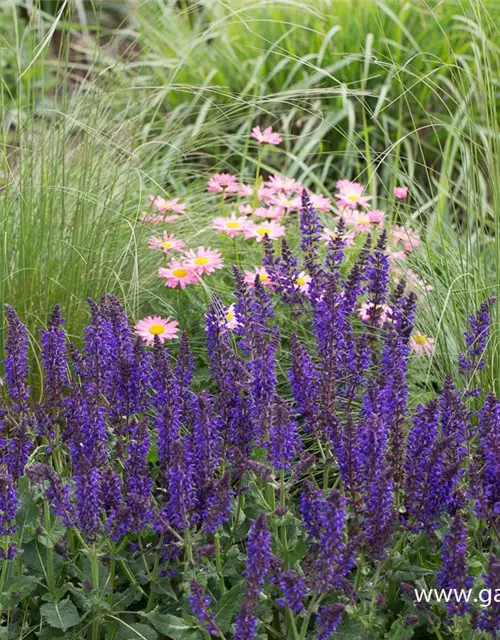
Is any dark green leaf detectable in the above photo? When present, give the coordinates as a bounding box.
[40,598,80,631]
[117,622,158,640]
[214,583,243,632]
[142,612,200,640]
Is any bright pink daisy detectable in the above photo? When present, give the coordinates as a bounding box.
[158,261,200,289]
[266,175,303,193]
[368,209,385,224]
[251,125,282,145]
[149,195,187,214]
[257,183,276,204]
[244,266,275,289]
[148,233,185,253]
[410,333,435,356]
[334,181,372,209]
[244,220,286,242]
[394,186,409,199]
[207,173,240,196]
[212,213,248,238]
[135,315,179,345]
[183,246,224,275]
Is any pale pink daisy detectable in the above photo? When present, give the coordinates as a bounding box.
[394,186,409,199]
[238,204,254,216]
[158,261,200,289]
[271,192,302,211]
[257,183,276,204]
[387,245,408,263]
[310,193,331,211]
[358,302,393,326]
[135,315,179,345]
[212,214,248,238]
[244,266,275,289]
[344,211,374,233]
[222,303,239,331]
[392,226,421,252]
[334,181,372,209]
[238,183,254,198]
[253,205,285,220]
[393,268,433,293]
[149,195,186,214]
[207,173,240,196]
[410,333,435,356]
[321,227,355,246]
[296,271,312,294]
[244,220,286,242]
[266,175,303,193]
[141,212,180,225]
[148,233,185,253]
[251,126,282,145]
[368,209,385,224]
[184,246,223,275]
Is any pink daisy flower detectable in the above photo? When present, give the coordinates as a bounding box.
[368,209,385,224]
[207,173,240,196]
[244,220,286,242]
[344,211,374,233]
[358,302,393,326]
[253,205,285,220]
[238,183,254,198]
[321,227,355,246]
[244,266,275,289]
[296,271,312,294]
[183,246,224,275]
[141,212,179,225]
[410,333,435,356]
[394,186,409,199]
[148,233,185,253]
[271,192,302,211]
[387,247,408,263]
[393,268,433,293]
[310,193,331,211]
[266,175,303,193]
[251,126,282,145]
[222,303,239,331]
[149,195,187,214]
[135,315,179,345]
[212,213,248,238]
[238,204,253,216]
[158,261,200,289]
[392,226,421,252]
[257,183,276,204]
[334,181,372,209]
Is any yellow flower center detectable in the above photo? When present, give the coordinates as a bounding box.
[297,277,306,286]
[257,227,271,236]
[194,257,209,266]
[161,241,173,248]
[226,221,241,229]
[259,274,268,282]
[148,324,166,335]
[414,334,428,345]
[172,268,188,278]
[347,194,359,202]
[226,312,234,322]
[357,217,370,225]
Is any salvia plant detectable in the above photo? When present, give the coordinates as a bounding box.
[0,191,499,640]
